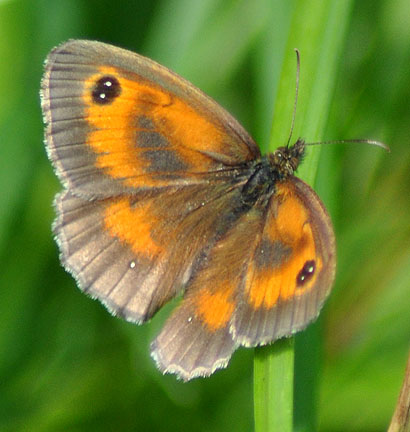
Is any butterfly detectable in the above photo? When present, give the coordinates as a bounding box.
[41,40,337,381]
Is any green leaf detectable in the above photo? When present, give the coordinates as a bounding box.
[254,1,354,431]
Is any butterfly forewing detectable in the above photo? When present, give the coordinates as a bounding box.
[42,40,260,198]
[232,177,336,346]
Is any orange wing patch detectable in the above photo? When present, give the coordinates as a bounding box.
[83,66,234,189]
[246,181,322,309]
[194,282,236,331]
[103,197,163,257]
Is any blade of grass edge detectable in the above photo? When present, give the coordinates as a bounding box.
[254,1,354,431]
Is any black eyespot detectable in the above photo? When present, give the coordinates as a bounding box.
[296,260,316,287]
[92,75,121,105]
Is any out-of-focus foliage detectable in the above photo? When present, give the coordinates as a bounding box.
[0,1,408,431]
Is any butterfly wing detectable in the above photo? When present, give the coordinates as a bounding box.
[53,180,253,323]
[41,40,260,197]
[232,177,336,345]
[152,177,335,379]
[151,208,264,380]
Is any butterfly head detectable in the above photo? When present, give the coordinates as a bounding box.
[269,138,306,179]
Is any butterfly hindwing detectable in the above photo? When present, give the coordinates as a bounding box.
[41,40,260,198]
[54,190,163,322]
[54,181,249,323]
[151,208,264,379]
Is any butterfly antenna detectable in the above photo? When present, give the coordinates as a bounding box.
[305,138,390,152]
[286,48,301,149]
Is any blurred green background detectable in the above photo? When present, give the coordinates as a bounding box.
[0,0,409,431]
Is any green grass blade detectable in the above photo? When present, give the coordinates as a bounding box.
[254,339,294,431]
[254,1,354,431]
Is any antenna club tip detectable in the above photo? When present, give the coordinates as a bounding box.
[381,143,391,152]
[365,140,391,152]
[305,139,390,152]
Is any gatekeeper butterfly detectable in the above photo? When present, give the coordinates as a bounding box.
[41,40,386,380]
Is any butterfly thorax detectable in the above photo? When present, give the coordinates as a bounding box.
[240,139,305,208]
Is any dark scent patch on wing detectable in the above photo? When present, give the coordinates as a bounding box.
[137,115,155,130]
[143,149,188,172]
[254,239,292,269]
[136,131,169,148]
